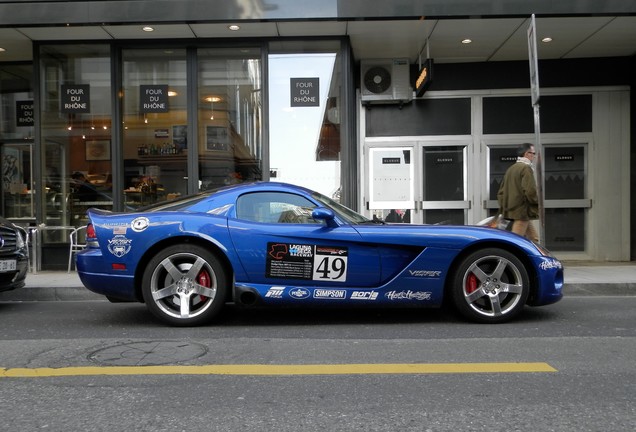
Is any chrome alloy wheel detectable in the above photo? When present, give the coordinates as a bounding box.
[451,248,529,323]
[150,252,217,320]
[142,244,227,326]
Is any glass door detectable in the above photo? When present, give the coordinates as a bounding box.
[543,144,590,251]
[418,144,469,225]
[484,142,590,252]
[364,141,471,225]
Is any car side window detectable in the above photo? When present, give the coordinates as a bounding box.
[236,192,322,224]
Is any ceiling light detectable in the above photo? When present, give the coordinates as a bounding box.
[0,48,5,52]
[204,96,221,103]
[142,26,154,32]
[228,24,240,31]
[541,37,553,43]
[461,38,472,44]
[168,91,178,97]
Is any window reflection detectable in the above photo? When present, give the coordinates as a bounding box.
[197,48,263,191]
[122,49,187,209]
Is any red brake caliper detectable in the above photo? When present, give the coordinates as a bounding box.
[466,273,478,294]
[197,270,211,301]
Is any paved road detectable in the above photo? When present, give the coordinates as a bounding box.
[0,296,634,431]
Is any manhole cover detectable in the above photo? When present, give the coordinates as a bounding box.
[88,341,208,366]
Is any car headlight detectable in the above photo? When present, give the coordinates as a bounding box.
[15,228,26,249]
[533,242,553,257]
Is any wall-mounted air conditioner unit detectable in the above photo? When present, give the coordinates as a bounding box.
[360,58,413,104]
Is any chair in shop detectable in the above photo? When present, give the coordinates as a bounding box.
[68,225,87,273]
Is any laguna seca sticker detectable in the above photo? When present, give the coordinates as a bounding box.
[266,243,348,282]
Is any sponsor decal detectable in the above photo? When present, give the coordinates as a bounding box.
[289,288,310,299]
[385,290,432,301]
[540,259,563,270]
[265,287,285,298]
[131,217,150,232]
[266,243,348,282]
[408,270,442,277]
[351,291,379,300]
[313,289,346,299]
[289,244,313,258]
[113,226,127,235]
[107,235,132,258]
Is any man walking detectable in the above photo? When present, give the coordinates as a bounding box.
[497,143,539,243]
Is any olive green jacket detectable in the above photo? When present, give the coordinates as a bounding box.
[497,160,539,221]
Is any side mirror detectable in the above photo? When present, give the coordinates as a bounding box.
[311,207,338,227]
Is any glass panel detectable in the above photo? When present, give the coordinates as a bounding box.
[544,146,585,199]
[1,143,34,221]
[424,209,464,225]
[487,146,517,201]
[422,146,466,201]
[0,64,34,141]
[40,44,113,232]
[268,41,342,198]
[545,208,584,251]
[122,48,186,209]
[197,47,262,190]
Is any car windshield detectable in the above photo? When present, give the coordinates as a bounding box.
[311,191,371,224]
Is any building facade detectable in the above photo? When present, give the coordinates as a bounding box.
[0,0,634,268]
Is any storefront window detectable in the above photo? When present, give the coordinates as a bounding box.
[1,64,35,224]
[197,47,262,190]
[39,45,113,231]
[122,48,187,209]
[268,41,342,199]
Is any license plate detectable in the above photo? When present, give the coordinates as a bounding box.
[0,259,17,272]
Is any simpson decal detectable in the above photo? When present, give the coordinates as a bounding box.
[266,243,348,282]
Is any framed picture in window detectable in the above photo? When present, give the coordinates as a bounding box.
[206,126,229,151]
[85,139,111,161]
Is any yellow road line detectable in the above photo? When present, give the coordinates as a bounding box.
[1,362,556,378]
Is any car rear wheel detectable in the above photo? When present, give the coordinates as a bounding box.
[451,248,529,323]
[141,244,227,326]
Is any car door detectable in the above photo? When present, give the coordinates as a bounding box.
[228,191,381,287]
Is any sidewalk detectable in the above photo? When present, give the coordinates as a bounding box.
[2,262,635,301]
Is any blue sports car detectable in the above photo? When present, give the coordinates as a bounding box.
[76,182,563,326]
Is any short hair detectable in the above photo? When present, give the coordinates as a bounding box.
[517,143,534,157]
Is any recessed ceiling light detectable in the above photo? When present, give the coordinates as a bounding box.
[228,24,240,31]
[204,96,222,102]
[461,38,472,44]
[142,26,154,32]
[541,37,553,43]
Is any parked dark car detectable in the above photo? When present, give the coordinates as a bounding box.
[0,217,28,292]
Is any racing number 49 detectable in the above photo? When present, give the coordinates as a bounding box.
[313,256,347,282]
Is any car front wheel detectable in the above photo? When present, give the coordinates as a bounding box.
[451,248,529,323]
[141,244,227,326]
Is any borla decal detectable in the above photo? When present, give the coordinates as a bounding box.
[108,235,132,257]
[266,243,348,282]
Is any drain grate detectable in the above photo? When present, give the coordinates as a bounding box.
[88,341,208,366]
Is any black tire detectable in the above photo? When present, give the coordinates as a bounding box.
[450,248,529,323]
[141,244,227,326]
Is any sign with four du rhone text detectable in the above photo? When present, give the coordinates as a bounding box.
[61,84,90,113]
